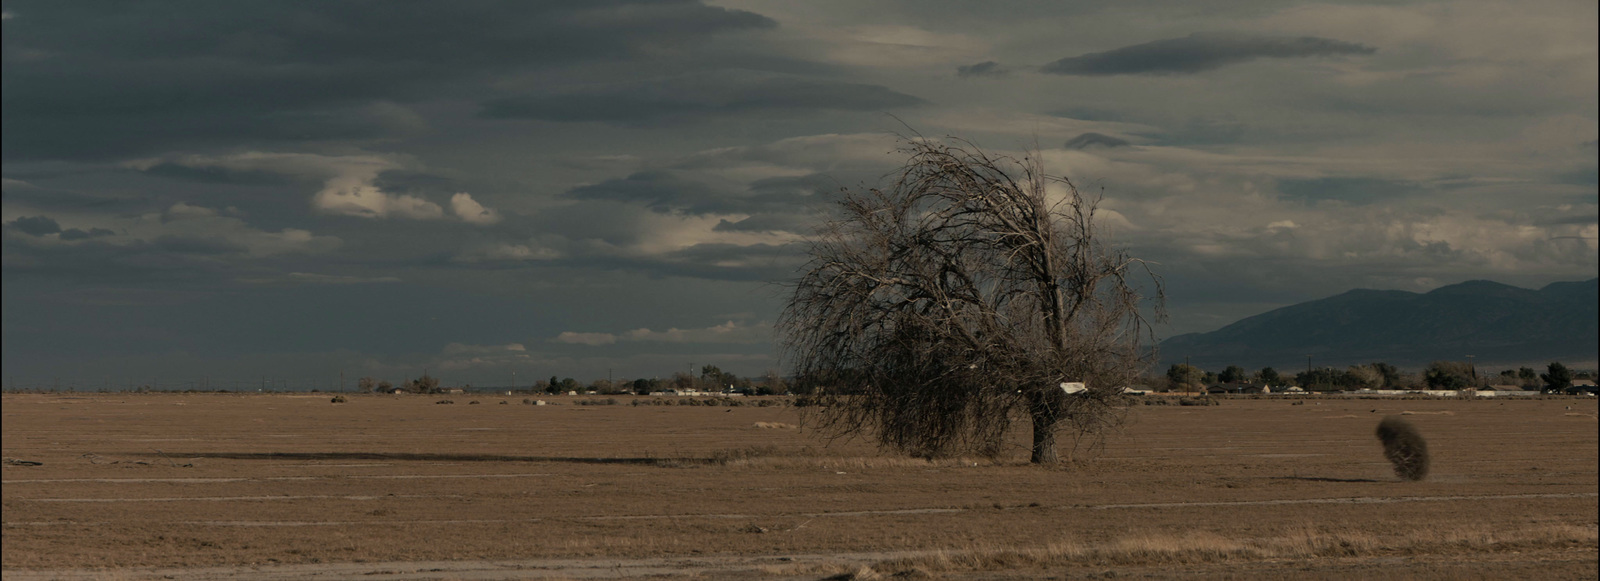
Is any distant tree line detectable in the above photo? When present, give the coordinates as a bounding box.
[340,361,1585,398]
[348,366,790,397]
[1156,360,1585,393]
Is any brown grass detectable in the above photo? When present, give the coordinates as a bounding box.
[2,393,1594,578]
[847,522,1598,576]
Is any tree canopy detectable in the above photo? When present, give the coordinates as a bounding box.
[781,136,1164,464]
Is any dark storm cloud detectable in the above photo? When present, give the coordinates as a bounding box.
[1064,132,1130,149]
[1041,33,1376,76]
[712,213,816,234]
[563,170,829,216]
[1554,166,1598,187]
[1277,177,1421,205]
[138,163,301,186]
[956,61,1007,78]
[590,243,800,282]
[7,215,62,236]
[4,238,212,280]
[1048,107,1133,122]
[153,235,250,255]
[480,72,925,123]
[1532,214,1600,227]
[563,171,713,212]
[58,228,117,241]
[1,1,776,159]
[0,178,154,211]
[1158,117,1247,145]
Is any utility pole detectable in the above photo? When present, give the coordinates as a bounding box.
[1184,355,1192,394]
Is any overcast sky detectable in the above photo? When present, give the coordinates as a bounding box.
[3,1,1596,388]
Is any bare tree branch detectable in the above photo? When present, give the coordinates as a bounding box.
[781,136,1165,464]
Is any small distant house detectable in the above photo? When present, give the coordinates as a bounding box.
[1206,382,1264,394]
[1484,384,1529,392]
[1566,379,1598,396]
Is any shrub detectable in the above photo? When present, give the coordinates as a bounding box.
[1376,416,1429,481]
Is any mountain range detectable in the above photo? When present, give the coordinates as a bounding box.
[1159,278,1599,371]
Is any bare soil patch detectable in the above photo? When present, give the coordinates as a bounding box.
[3,394,1595,579]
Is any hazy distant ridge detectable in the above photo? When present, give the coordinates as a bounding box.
[1159,278,1599,369]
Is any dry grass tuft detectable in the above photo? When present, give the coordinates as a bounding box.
[1376,416,1429,481]
[845,522,1598,577]
[753,422,798,429]
[1399,410,1452,415]
[699,445,1002,471]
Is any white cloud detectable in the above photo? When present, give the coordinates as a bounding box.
[4,202,342,256]
[164,201,219,220]
[553,332,618,346]
[236,272,402,285]
[124,151,448,220]
[449,192,501,225]
[442,342,530,354]
[818,25,989,68]
[624,320,769,343]
[554,320,770,346]
[312,170,443,220]
[453,241,563,262]
[433,342,537,371]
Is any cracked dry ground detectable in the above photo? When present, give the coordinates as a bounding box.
[3,394,1595,579]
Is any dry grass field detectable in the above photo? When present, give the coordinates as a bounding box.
[3,393,1595,580]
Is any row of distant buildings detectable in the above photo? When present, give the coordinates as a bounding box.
[1199,379,1598,396]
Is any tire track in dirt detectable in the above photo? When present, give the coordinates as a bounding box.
[7,546,1596,580]
[1084,492,1598,510]
[0,552,894,580]
[8,493,1589,527]
[18,494,461,503]
[3,473,552,484]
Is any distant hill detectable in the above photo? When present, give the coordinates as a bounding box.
[1159,278,1599,370]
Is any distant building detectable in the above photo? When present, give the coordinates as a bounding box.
[1484,384,1530,392]
[1566,379,1598,396]
[1206,381,1265,394]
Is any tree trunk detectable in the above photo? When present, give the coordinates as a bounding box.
[1030,406,1059,464]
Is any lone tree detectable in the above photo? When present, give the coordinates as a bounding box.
[1166,363,1204,393]
[781,136,1164,465]
[1541,361,1572,393]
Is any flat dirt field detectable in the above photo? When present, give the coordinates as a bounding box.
[3,393,1596,580]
